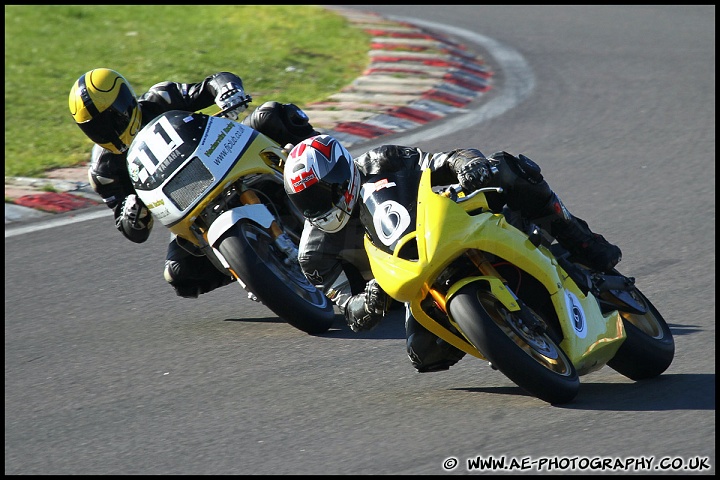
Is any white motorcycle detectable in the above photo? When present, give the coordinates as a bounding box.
[126,109,335,334]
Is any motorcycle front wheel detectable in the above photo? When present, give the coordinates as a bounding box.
[448,283,580,405]
[216,220,336,335]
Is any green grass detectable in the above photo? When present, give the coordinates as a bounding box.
[4,5,370,178]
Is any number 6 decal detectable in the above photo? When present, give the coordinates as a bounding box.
[373,200,411,247]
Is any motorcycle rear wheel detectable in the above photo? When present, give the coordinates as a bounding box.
[448,283,580,404]
[604,287,674,380]
[216,220,336,335]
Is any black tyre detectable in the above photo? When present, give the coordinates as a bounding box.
[217,221,335,335]
[605,287,674,380]
[448,283,580,404]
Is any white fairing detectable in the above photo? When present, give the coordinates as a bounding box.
[207,204,276,247]
[126,113,255,226]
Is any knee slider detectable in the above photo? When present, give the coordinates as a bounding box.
[490,151,542,184]
[510,153,543,184]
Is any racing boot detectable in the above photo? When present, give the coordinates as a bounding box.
[164,237,234,298]
[534,193,622,272]
[406,315,466,373]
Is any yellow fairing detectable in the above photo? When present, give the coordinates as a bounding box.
[365,168,559,303]
[366,168,625,372]
[555,290,625,375]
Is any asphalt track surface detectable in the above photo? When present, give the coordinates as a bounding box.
[5,5,715,475]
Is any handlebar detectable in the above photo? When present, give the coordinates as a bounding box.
[214,107,237,118]
[214,100,251,119]
[441,184,503,203]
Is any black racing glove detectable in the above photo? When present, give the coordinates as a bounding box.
[344,279,392,332]
[115,194,153,243]
[215,83,252,120]
[449,149,494,192]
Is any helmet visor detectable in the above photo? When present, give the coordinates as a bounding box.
[77,82,137,149]
[294,159,351,219]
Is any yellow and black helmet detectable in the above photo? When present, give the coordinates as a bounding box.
[68,68,141,154]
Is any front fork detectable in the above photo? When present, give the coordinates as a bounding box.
[430,249,546,333]
[238,187,298,263]
[429,249,510,314]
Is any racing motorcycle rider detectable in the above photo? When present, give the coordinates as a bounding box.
[283,135,622,373]
[69,68,319,298]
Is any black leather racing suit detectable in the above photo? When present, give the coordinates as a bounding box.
[87,72,319,297]
[296,145,562,373]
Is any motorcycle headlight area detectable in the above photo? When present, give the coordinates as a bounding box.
[163,156,215,211]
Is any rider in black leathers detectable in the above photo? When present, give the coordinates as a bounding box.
[282,136,622,373]
[69,68,319,298]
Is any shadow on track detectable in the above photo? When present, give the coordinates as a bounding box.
[451,373,715,410]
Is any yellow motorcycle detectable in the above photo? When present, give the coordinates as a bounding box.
[126,110,335,334]
[360,168,674,404]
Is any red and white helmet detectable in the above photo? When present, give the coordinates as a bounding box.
[284,135,361,233]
